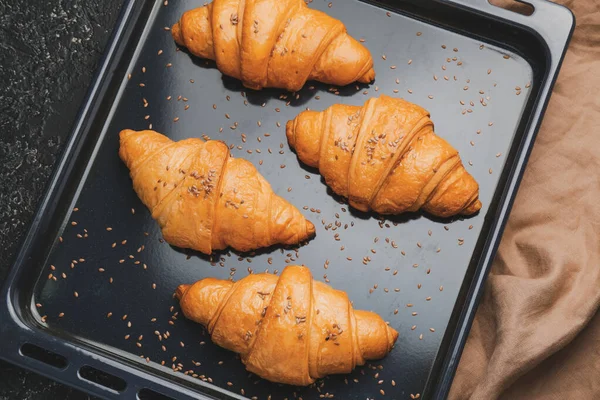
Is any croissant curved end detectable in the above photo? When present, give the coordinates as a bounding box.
[358,67,376,84]
[462,199,482,215]
[387,325,399,350]
[305,220,316,238]
[119,129,136,141]
[175,284,191,300]
[285,120,297,149]
[171,22,183,46]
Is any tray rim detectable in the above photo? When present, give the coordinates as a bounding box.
[0,0,575,399]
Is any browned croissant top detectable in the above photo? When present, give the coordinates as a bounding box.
[119,129,315,254]
[287,95,482,217]
[176,265,398,385]
[171,0,375,91]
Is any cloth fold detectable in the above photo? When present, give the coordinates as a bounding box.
[449,1,600,399]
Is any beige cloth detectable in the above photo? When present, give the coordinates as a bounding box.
[449,0,600,399]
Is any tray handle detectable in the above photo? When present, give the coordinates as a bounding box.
[441,0,575,61]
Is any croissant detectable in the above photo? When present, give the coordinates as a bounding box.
[171,0,375,91]
[119,129,315,254]
[286,95,482,217]
[176,265,398,385]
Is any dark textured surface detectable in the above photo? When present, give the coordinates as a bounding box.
[0,0,124,398]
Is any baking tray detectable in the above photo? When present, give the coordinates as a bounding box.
[0,0,574,399]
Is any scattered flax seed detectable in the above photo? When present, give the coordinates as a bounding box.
[142,67,146,73]
[526,82,531,88]
[173,117,180,122]
[503,54,510,59]
[426,297,432,301]
[496,152,502,157]
[58,312,65,318]
[430,328,436,332]
[382,54,387,60]
[139,83,145,87]
[71,221,78,226]
[488,121,494,126]
[419,334,423,340]
[411,325,417,330]
[386,11,391,16]
[152,283,157,290]
[166,63,172,68]
[416,32,422,36]
[74,291,79,298]
[489,168,493,174]
[390,65,397,69]
[440,285,444,291]
[407,89,413,94]
[407,59,412,65]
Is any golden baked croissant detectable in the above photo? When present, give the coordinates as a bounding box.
[286,95,482,217]
[171,0,375,91]
[176,265,398,385]
[119,130,315,254]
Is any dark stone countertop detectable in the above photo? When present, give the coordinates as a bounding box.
[0,1,124,398]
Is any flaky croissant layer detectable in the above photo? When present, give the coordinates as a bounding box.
[287,95,482,217]
[171,0,375,91]
[176,265,398,386]
[119,130,315,254]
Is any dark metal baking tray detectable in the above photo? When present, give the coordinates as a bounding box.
[0,0,573,399]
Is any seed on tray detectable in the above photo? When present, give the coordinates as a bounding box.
[58,312,65,318]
